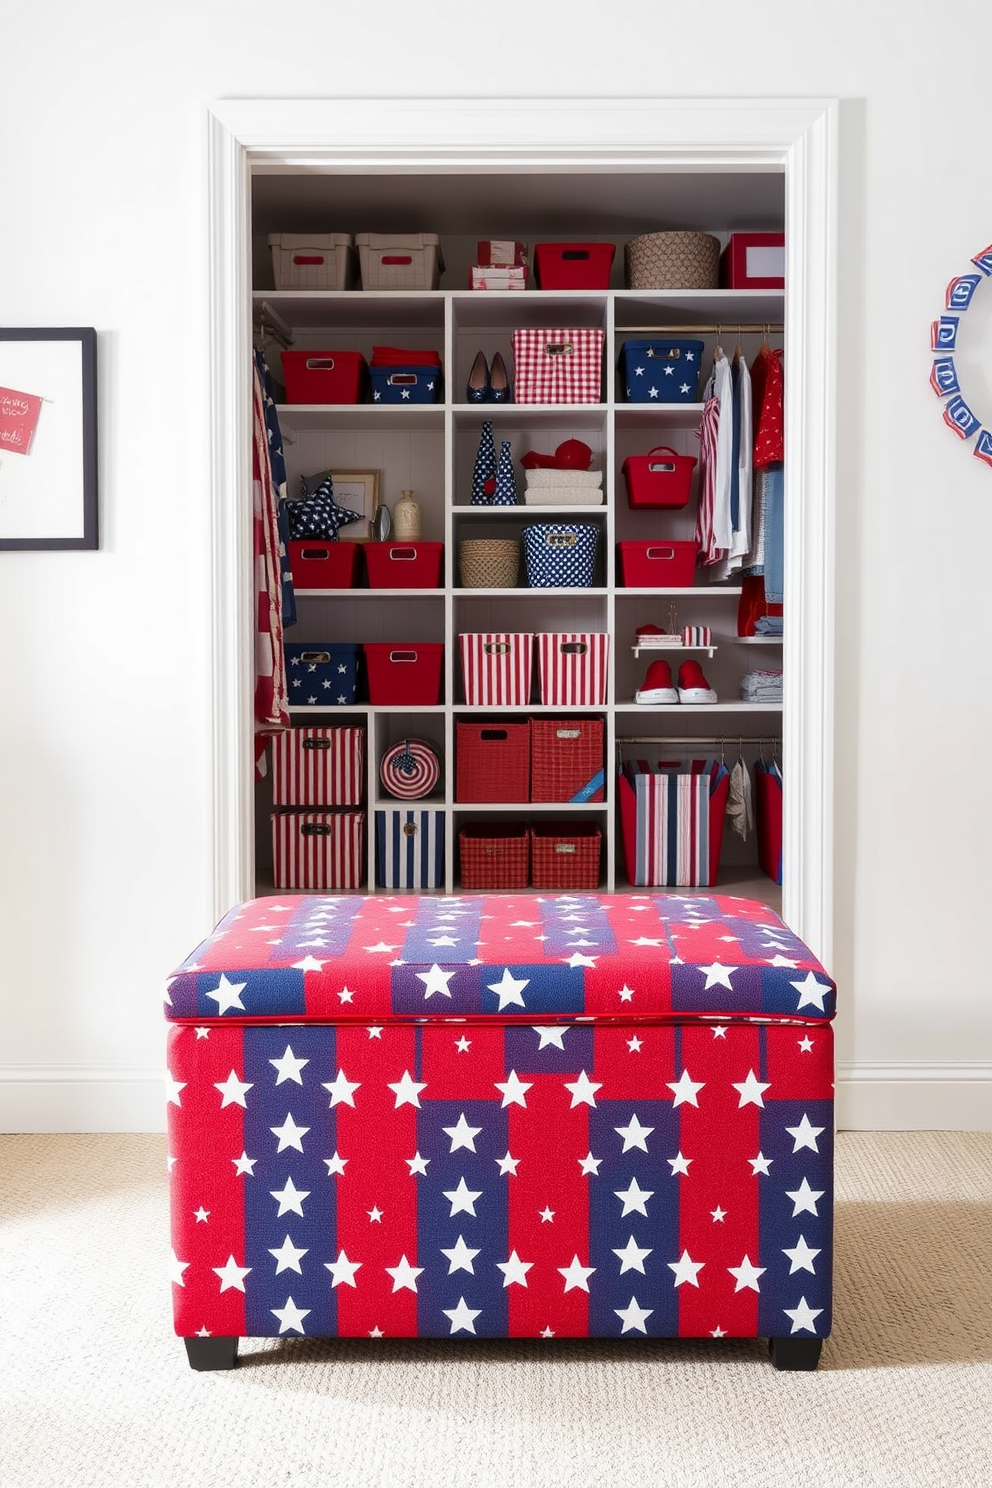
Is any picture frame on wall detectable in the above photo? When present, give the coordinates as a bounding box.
[0,327,99,550]
[330,469,379,541]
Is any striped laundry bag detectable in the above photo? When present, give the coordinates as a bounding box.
[618,757,731,887]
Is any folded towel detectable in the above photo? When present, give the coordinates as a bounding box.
[524,488,604,505]
[525,468,603,489]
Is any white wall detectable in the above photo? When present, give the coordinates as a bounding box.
[1,0,989,1131]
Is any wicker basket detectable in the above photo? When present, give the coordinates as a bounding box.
[530,717,605,803]
[458,539,520,588]
[530,822,603,890]
[624,231,721,290]
[458,822,530,891]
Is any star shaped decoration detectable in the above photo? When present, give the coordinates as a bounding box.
[325,1250,362,1287]
[748,1152,773,1176]
[617,984,636,1002]
[728,1255,766,1293]
[193,1207,209,1223]
[564,1070,602,1108]
[495,1070,532,1108]
[364,942,399,955]
[269,1235,308,1274]
[441,1235,480,1275]
[539,1206,556,1223]
[270,1178,310,1217]
[578,1151,602,1176]
[322,1069,360,1107]
[388,1069,427,1108]
[455,1036,472,1053]
[406,1151,430,1176]
[627,1035,643,1053]
[442,1177,482,1216]
[767,953,799,968]
[367,1206,383,1223]
[486,968,529,1009]
[668,1151,692,1176]
[416,963,456,1000]
[733,1069,771,1108]
[613,1236,652,1274]
[784,1297,824,1333]
[323,1151,348,1177]
[270,1113,310,1153]
[615,1297,653,1334]
[495,1151,520,1176]
[165,1071,186,1107]
[667,1069,704,1107]
[614,1178,654,1217]
[668,1250,705,1287]
[232,1151,257,1177]
[563,951,598,969]
[168,1250,189,1287]
[212,1255,251,1293]
[614,1114,655,1152]
[497,1250,533,1288]
[783,1235,821,1275]
[785,1113,825,1152]
[791,972,831,1011]
[698,961,738,989]
[205,974,248,1015]
[292,955,326,973]
[214,1071,253,1109]
[269,1046,309,1084]
[443,1297,481,1334]
[711,1206,727,1222]
[558,1255,596,1293]
[271,1297,310,1334]
[532,1025,568,1049]
[798,1035,815,1053]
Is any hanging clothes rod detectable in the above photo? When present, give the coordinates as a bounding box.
[253,299,295,347]
[617,735,782,746]
[618,323,783,335]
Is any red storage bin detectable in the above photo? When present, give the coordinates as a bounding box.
[530,822,603,890]
[719,232,785,290]
[530,718,605,803]
[617,540,698,587]
[534,242,616,290]
[456,720,530,803]
[621,447,697,509]
[270,810,365,891]
[458,822,530,891]
[536,633,609,706]
[363,643,443,705]
[459,632,533,706]
[281,350,368,405]
[287,540,361,590]
[271,726,365,807]
[364,541,443,589]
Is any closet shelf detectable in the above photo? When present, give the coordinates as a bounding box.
[618,701,783,713]
[276,404,444,431]
[632,644,717,658]
[293,587,444,599]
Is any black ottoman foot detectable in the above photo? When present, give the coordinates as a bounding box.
[768,1335,822,1371]
[184,1335,238,1371]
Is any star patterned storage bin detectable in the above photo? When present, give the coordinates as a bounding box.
[166,892,836,1372]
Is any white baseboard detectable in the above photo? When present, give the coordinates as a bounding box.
[836,1062,992,1131]
[2,1062,990,1135]
[0,1067,166,1133]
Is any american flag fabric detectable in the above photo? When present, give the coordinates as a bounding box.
[619,761,732,888]
[166,893,834,1344]
[252,355,290,776]
[536,632,610,706]
[511,329,605,404]
[459,633,534,707]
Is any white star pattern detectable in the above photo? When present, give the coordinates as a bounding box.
[205,974,247,1014]
[388,1070,427,1108]
[486,968,529,1009]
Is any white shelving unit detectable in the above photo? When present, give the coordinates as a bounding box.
[252,280,784,900]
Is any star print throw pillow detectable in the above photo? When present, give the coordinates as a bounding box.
[285,476,362,541]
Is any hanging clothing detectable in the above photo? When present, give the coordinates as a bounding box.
[711,349,753,581]
[255,351,296,630]
[742,345,785,584]
[727,756,754,840]
[695,350,734,566]
[252,354,290,776]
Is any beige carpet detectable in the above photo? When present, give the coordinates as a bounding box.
[0,1131,989,1488]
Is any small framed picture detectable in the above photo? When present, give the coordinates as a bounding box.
[0,328,98,550]
[329,469,379,541]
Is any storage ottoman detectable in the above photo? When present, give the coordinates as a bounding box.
[166,893,835,1373]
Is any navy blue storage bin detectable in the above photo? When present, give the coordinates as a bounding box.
[375,808,446,889]
[521,523,599,588]
[370,365,443,404]
[284,642,361,705]
[618,339,704,403]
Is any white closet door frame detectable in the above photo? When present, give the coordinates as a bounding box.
[206,96,838,965]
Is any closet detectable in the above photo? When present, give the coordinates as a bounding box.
[248,168,786,909]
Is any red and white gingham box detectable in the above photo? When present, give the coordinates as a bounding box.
[536,633,610,706]
[510,328,605,404]
[270,810,365,891]
[459,632,533,706]
[271,727,365,807]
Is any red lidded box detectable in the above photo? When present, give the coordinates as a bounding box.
[363,643,444,706]
[288,540,361,590]
[622,447,697,509]
[281,350,369,404]
[534,242,616,290]
[455,720,530,803]
[617,540,698,587]
[364,541,443,589]
[719,232,785,290]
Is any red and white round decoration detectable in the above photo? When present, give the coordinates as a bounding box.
[379,738,441,799]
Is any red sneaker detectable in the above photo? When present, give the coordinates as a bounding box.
[635,659,679,704]
[677,659,717,703]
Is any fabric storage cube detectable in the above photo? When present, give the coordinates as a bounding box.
[618,758,730,887]
[529,822,602,890]
[521,523,598,588]
[536,632,610,706]
[617,540,698,588]
[619,340,704,403]
[363,642,443,706]
[369,365,442,404]
[720,231,785,290]
[271,726,365,807]
[167,892,835,1370]
[511,328,605,404]
[621,446,697,509]
[364,541,443,589]
[356,233,444,290]
[458,822,529,890]
[459,632,533,706]
[755,759,784,884]
[270,810,365,890]
[287,540,361,590]
[375,808,445,890]
[530,717,605,803]
[455,720,530,803]
[284,642,361,706]
[533,242,615,290]
[268,233,355,291]
[281,351,368,405]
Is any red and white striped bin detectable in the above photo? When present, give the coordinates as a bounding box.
[459,632,533,706]
[271,727,365,807]
[536,632,610,706]
[270,811,365,891]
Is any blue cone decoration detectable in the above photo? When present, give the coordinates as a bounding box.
[470,420,496,505]
[491,439,518,506]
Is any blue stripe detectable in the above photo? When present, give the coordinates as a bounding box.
[242,1026,338,1337]
[758,1099,833,1339]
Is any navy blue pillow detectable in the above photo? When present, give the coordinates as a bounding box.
[286,477,362,541]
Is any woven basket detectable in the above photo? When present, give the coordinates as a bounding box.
[624,231,721,290]
[458,539,520,588]
[530,717,605,803]
[458,823,530,890]
[530,822,602,890]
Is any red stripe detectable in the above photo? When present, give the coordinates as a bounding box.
[507,1074,589,1336]
[332,1025,420,1336]
[167,1024,248,1338]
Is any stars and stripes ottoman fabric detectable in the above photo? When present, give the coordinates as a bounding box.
[166,893,835,1345]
